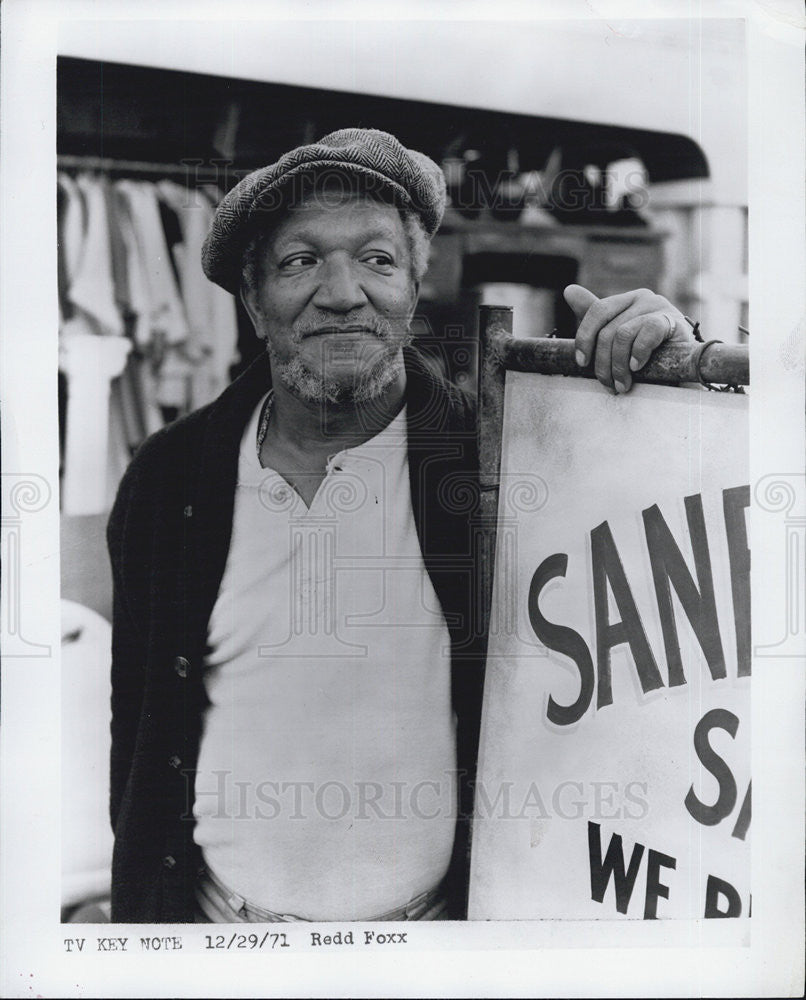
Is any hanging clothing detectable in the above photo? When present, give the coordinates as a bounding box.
[156,180,239,409]
[103,178,132,334]
[113,180,191,351]
[114,180,194,411]
[66,174,124,338]
[57,172,86,327]
[56,166,237,515]
[110,183,154,350]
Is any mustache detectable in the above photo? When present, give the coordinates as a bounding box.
[294,314,395,341]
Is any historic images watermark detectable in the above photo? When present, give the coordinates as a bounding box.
[753,473,805,658]
[1,473,53,658]
[184,771,649,824]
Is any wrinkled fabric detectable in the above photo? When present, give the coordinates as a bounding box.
[157,181,239,409]
[64,174,123,338]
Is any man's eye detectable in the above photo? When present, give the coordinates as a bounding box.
[362,253,394,267]
[280,254,317,270]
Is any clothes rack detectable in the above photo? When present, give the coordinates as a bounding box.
[57,154,241,185]
[57,159,241,516]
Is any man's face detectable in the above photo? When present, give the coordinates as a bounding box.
[242,190,420,405]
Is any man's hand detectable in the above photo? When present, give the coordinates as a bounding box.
[564,284,691,393]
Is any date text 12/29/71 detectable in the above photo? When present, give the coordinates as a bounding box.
[204,933,290,950]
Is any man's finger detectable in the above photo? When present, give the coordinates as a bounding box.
[563,283,599,322]
[593,326,617,390]
[610,321,642,393]
[610,311,682,391]
[628,319,669,373]
[568,286,640,367]
[587,301,652,383]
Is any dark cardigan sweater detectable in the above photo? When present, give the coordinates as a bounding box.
[107,346,484,923]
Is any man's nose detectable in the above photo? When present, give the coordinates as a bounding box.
[312,254,369,312]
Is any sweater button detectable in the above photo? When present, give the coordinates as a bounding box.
[174,656,190,678]
[183,505,193,518]
[162,855,177,870]
[168,755,182,770]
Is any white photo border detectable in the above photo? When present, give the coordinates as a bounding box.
[1,1,803,996]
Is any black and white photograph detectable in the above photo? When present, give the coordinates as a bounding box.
[1,1,803,996]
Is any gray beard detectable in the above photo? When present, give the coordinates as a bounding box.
[268,338,410,405]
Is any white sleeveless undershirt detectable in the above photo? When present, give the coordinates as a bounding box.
[193,395,458,920]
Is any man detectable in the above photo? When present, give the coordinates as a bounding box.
[107,128,691,923]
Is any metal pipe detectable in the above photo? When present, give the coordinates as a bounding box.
[499,335,749,386]
[476,305,512,653]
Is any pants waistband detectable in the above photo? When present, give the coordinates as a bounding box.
[196,865,447,923]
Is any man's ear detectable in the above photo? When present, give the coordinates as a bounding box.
[409,279,421,315]
[239,282,265,337]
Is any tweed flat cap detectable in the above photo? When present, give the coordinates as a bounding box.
[202,127,447,294]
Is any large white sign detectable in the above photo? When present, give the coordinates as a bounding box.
[469,373,750,922]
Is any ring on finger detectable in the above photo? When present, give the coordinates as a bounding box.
[660,313,675,337]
